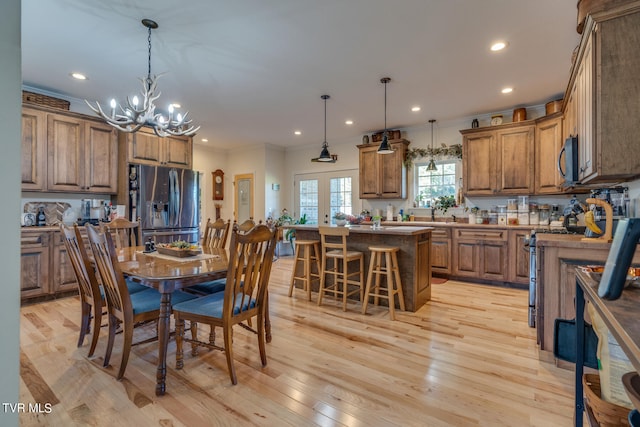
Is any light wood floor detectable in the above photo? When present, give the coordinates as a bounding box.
[19,257,574,426]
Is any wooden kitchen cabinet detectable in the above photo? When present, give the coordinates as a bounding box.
[21,104,118,194]
[430,227,451,274]
[535,114,566,194]
[507,229,531,285]
[564,8,640,184]
[47,113,118,193]
[20,230,50,299]
[358,140,408,199]
[461,123,534,196]
[21,107,47,191]
[52,231,80,294]
[123,128,192,169]
[452,227,507,281]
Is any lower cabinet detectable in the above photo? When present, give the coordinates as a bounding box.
[507,229,531,285]
[452,228,508,281]
[430,227,451,274]
[20,231,50,298]
[21,228,78,301]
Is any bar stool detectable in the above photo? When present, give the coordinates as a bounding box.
[317,226,364,311]
[288,239,321,300]
[362,245,405,320]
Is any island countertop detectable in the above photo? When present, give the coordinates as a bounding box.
[286,224,433,236]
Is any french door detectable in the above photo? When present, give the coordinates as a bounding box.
[293,169,359,225]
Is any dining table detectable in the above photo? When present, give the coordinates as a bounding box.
[116,245,272,396]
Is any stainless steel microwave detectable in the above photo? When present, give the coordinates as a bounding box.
[558,136,578,187]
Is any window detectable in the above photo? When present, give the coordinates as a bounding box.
[329,177,353,221]
[415,160,458,206]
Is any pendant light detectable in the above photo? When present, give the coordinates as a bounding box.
[426,119,437,171]
[314,95,336,162]
[377,77,394,154]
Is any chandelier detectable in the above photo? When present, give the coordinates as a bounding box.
[85,19,199,137]
[377,77,394,154]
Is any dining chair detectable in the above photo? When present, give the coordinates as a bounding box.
[85,225,197,380]
[202,218,231,249]
[102,217,142,249]
[60,224,105,357]
[172,223,277,385]
[317,225,365,311]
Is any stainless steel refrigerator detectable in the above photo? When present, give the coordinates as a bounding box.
[129,164,200,244]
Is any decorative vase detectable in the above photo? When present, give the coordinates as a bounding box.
[362,135,369,144]
[335,219,347,226]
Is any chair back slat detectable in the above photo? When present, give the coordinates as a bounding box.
[224,224,276,320]
[202,218,231,248]
[60,224,100,305]
[102,217,141,249]
[86,225,131,319]
[319,226,350,256]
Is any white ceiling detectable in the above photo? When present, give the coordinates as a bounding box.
[21,0,581,150]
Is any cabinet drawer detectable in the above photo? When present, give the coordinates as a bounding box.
[430,228,450,239]
[454,228,506,241]
[21,231,49,246]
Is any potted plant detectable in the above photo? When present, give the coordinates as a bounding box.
[360,209,371,221]
[435,195,456,215]
[333,212,347,226]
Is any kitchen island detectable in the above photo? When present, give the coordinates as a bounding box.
[289,224,433,312]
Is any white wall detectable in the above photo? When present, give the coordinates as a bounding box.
[192,144,231,223]
[1,0,22,424]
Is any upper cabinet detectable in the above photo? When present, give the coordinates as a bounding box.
[461,123,534,196]
[122,128,192,169]
[564,7,640,184]
[358,140,408,199]
[535,114,565,194]
[22,105,118,194]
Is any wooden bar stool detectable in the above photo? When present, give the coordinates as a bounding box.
[362,245,405,320]
[317,226,364,311]
[288,239,321,300]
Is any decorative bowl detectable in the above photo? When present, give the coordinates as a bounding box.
[156,245,202,257]
[335,219,347,226]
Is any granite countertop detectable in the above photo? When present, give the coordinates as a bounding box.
[367,220,536,231]
[534,233,615,249]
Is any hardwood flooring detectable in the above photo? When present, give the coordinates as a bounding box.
[19,257,574,426]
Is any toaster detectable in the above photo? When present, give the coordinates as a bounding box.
[21,212,36,227]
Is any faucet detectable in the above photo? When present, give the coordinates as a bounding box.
[451,215,457,223]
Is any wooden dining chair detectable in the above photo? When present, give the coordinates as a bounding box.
[102,217,142,249]
[172,223,277,385]
[202,218,231,249]
[86,225,197,380]
[317,225,365,311]
[60,224,104,357]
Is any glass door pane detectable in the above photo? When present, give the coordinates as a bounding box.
[294,169,358,225]
[298,179,318,224]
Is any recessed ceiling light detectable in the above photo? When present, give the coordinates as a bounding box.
[170,103,181,108]
[201,138,208,142]
[345,120,353,125]
[294,130,302,135]
[70,72,87,80]
[491,41,507,51]
[411,106,421,112]
[501,87,513,94]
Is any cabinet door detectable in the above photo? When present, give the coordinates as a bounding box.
[496,125,534,194]
[84,121,118,193]
[576,33,594,181]
[21,108,47,191]
[164,135,192,168]
[379,143,405,198]
[452,239,481,277]
[128,131,162,165]
[430,228,451,274]
[453,228,507,281]
[359,146,380,198]
[47,113,85,192]
[463,131,495,195]
[508,229,530,285]
[479,241,507,281]
[535,116,564,194]
[20,232,50,299]
[52,232,78,293]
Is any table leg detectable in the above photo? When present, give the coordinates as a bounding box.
[156,291,172,396]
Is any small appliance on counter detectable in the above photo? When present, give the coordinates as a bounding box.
[20,212,36,227]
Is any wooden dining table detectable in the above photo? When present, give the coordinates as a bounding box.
[116,245,272,396]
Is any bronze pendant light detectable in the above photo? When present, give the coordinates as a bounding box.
[377,77,394,154]
[426,119,437,171]
[314,94,335,162]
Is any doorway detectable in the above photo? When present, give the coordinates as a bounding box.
[293,169,359,225]
[234,173,254,222]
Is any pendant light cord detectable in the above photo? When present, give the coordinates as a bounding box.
[324,95,327,144]
[384,80,387,134]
